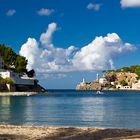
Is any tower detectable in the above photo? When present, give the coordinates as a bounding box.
[96,73,99,82]
[82,78,85,83]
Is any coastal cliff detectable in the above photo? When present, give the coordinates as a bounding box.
[76,65,140,90]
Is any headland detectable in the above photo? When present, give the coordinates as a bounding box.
[76,66,140,91]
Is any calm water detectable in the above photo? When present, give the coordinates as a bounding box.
[0,90,140,128]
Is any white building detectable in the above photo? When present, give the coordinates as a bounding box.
[116,84,130,89]
[98,73,108,84]
[0,57,35,91]
[132,80,140,90]
[99,77,108,84]
[0,71,34,85]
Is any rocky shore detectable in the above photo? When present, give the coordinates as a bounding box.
[0,125,140,140]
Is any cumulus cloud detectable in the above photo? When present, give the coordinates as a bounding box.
[6,9,16,16]
[19,38,41,70]
[37,8,55,16]
[87,3,101,11]
[19,23,136,75]
[40,22,57,47]
[121,0,140,8]
[72,33,135,71]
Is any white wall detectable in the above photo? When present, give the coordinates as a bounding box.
[0,71,34,85]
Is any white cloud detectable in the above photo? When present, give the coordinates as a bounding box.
[121,0,140,8]
[6,9,16,16]
[37,8,54,16]
[87,3,101,11]
[19,38,41,70]
[40,22,57,47]
[72,33,135,71]
[19,23,136,76]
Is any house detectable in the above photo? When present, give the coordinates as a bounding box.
[132,80,140,90]
[0,57,35,91]
[116,84,131,89]
[98,73,108,84]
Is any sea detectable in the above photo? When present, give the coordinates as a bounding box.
[0,90,140,128]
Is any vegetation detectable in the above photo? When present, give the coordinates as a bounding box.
[26,69,35,78]
[105,72,117,82]
[4,78,14,84]
[115,65,140,78]
[120,80,128,86]
[0,75,14,84]
[0,44,27,73]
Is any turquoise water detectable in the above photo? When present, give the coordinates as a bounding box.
[0,90,140,128]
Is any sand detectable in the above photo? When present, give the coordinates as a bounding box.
[0,92,38,96]
[0,125,140,140]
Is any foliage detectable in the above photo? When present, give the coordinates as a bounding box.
[26,69,35,78]
[0,44,27,73]
[4,78,14,84]
[105,72,117,82]
[0,76,14,84]
[112,65,140,78]
[0,75,4,83]
[120,80,128,86]
[15,56,27,73]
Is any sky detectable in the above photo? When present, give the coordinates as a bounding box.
[0,0,140,89]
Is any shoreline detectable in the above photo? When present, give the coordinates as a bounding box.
[0,92,39,96]
[0,125,140,140]
[0,89,140,97]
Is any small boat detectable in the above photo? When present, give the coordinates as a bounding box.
[96,90,104,94]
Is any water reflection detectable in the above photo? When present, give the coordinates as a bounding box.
[0,97,11,105]
[0,91,140,128]
[78,97,106,127]
[0,96,28,125]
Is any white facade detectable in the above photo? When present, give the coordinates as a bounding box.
[99,78,108,84]
[132,80,140,89]
[116,84,130,89]
[0,70,34,85]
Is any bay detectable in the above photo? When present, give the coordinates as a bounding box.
[0,90,140,128]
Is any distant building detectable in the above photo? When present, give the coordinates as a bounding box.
[96,73,99,82]
[98,73,108,84]
[132,80,140,90]
[116,84,130,89]
[99,78,108,84]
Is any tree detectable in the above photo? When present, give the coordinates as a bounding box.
[0,44,16,68]
[26,69,35,78]
[4,78,14,84]
[105,72,117,82]
[0,44,28,73]
[120,80,128,86]
[15,56,27,73]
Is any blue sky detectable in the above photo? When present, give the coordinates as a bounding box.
[0,0,140,89]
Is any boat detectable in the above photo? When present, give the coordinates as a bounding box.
[96,90,104,94]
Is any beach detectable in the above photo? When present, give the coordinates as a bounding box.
[0,125,140,140]
[0,92,39,96]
